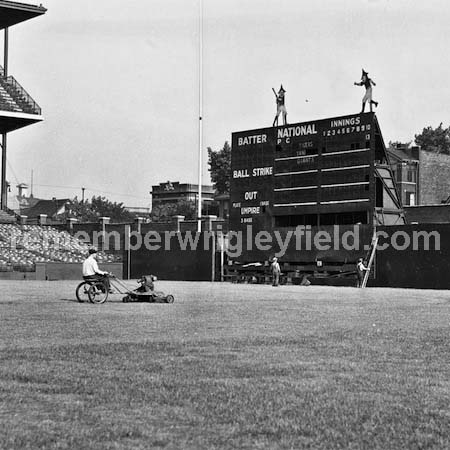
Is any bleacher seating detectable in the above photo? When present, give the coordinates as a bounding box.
[0,65,42,115]
[0,81,22,113]
[0,223,121,272]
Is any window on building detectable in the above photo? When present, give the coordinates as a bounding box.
[405,192,415,206]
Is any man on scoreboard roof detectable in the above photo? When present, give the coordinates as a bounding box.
[272,85,287,127]
[354,69,378,113]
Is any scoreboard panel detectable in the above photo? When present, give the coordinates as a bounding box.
[273,113,374,218]
[231,128,277,231]
[230,112,402,237]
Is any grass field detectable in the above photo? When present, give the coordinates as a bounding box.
[1,280,450,449]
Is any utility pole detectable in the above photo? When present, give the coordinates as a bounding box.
[81,187,85,203]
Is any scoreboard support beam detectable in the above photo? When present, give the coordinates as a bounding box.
[1,27,8,210]
[0,133,6,210]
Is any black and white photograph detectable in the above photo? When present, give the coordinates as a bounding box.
[1,0,450,448]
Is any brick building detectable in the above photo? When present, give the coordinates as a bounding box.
[387,145,419,206]
[151,181,215,212]
[388,144,450,206]
[419,151,450,205]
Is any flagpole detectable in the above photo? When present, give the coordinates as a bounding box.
[197,0,203,233]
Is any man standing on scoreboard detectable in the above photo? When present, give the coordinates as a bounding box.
[272,85,287,127]
[354,69,378,113]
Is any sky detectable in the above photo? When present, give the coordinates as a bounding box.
[2,0,450,208]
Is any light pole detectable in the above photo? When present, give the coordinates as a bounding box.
[197,0,203,232]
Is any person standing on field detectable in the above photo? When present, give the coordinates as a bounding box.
[271,257,281,287]
[356,258,369,288]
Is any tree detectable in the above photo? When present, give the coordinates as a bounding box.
[90,196,135,222]
[65,198,96,222]
[207,141,231,194]
[66,196,135,223]
[415,123,450,154]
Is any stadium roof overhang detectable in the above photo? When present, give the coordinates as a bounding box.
[0,1,46,30]
[0,110,43,133]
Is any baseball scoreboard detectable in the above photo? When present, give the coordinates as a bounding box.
[230,112,403,239]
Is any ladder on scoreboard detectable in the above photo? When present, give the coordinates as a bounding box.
[361,231,378,288]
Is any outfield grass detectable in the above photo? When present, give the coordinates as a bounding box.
[0,280,449,449]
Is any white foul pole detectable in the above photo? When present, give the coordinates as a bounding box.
[197,0,203,233]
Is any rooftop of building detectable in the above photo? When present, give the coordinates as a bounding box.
[0,1,46,30]
[151,181,215,194]
[387,145,420,162]
[21,198,71,219]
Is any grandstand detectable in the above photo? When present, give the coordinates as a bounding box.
[0,223,120,272]
[0,3,122,277]
[0,0,46,213]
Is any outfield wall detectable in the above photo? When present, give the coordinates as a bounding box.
[129,232,215,281]
[0,271,36,280]
[126,224,449,286]
[0,263,123,281]
[3,220,449,287]
[374,224,450,289]
[228,224,373,264]
[36,262,123,281]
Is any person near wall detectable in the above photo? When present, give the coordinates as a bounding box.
[271,256,281,287]
[356,257,369,288]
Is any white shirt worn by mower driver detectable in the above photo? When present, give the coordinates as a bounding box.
[82,254,107,277]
